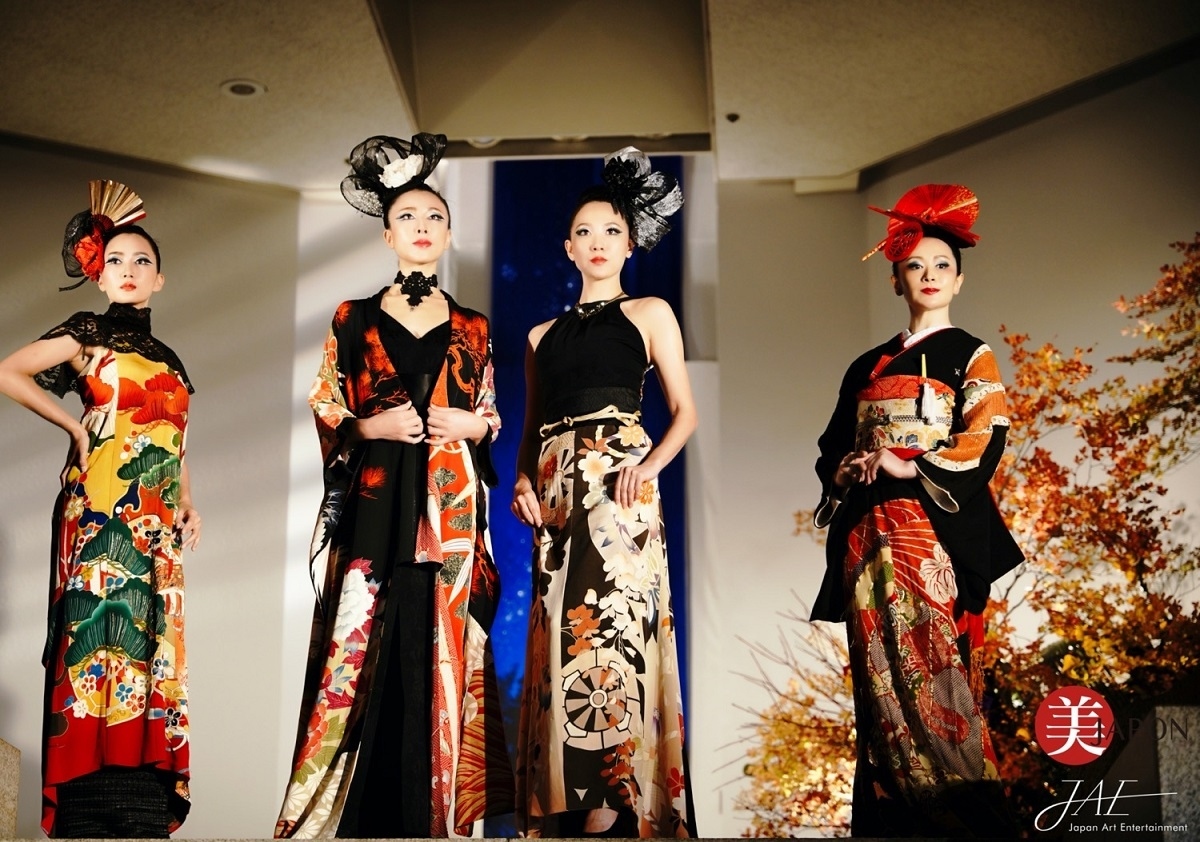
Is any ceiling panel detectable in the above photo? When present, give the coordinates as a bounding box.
[0,0,413,190]
[402,0,709,142]
[1,1,1195,190]
[709,0,1200,181]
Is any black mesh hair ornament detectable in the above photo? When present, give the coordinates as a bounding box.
[61,180,146,290]
[340,133,448,217]
[601,146,683,251]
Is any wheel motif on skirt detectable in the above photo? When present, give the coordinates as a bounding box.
[562,658,632,743]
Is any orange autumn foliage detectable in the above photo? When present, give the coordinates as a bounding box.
[739,235,1200,837]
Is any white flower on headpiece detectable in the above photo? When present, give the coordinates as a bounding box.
[380,154,425,189]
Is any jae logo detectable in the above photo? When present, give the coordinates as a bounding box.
[1034,684,1115,764]
[1031,687,1187,835]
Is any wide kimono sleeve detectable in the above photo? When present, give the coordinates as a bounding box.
[913,342,1011,513]
[813,356,870,529]
[307,306,357,468]
[474,336,501,442]
[470,323,501,487]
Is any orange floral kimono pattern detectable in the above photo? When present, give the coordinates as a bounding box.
[275,290,514,838]
[36,305,194,835]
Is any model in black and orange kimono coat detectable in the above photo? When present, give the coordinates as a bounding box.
[812,326,1023,838]
[275,290,514,838]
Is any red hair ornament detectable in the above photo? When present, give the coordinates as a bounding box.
[72,216,115,282]
[862,183,979,262]
[61,180,146,289]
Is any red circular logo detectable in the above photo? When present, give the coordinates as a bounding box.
[1034,685,1115,765]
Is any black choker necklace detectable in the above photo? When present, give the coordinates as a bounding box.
[574,293,627,319]
[395,270,438,307]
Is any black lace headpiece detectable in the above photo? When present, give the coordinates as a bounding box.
[600,146,683,251]
[340,133,448,217]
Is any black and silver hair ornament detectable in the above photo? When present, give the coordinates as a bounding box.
[340,133,448,217]
[600,146,683,251]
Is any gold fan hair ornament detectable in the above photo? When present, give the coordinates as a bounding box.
[60,180,147,290]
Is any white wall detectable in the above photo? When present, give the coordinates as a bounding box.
[691,56,1200,837]
[0,143,299,838]
[693,184,865,836]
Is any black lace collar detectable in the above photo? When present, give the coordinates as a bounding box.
[394,270,438,307]
[34,305,194,398]
[103,302,154,332]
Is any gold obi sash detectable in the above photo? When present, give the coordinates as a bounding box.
[855,374,954,458]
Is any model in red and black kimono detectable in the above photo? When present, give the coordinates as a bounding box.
[812,184,1023,837]
[275,134,514,839]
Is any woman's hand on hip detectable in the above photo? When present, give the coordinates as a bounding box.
[616,462,660,510]
[60,425,89,486]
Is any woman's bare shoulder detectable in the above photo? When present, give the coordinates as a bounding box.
[527,316,558,352]
[623,296,679,330]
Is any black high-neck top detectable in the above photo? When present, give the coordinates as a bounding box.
[536,300,647,421]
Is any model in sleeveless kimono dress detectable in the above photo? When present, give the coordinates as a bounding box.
[516,301,693,838]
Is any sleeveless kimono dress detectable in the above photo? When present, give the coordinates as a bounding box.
[516,300,694,838]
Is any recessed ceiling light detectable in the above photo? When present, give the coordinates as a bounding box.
[220,79,267,98]
[465,137,501,149]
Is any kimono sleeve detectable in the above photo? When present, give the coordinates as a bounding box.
[308,319,356,467]
[813,361,862,528]
[472,330,501,487]
[915,343,1011,513]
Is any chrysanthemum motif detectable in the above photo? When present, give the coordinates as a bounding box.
[920,543,958,605]
[580,450,614,484]
[333,565,374,638]
[64,495,86,520]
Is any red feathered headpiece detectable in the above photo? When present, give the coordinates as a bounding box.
[862,183,979,262]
